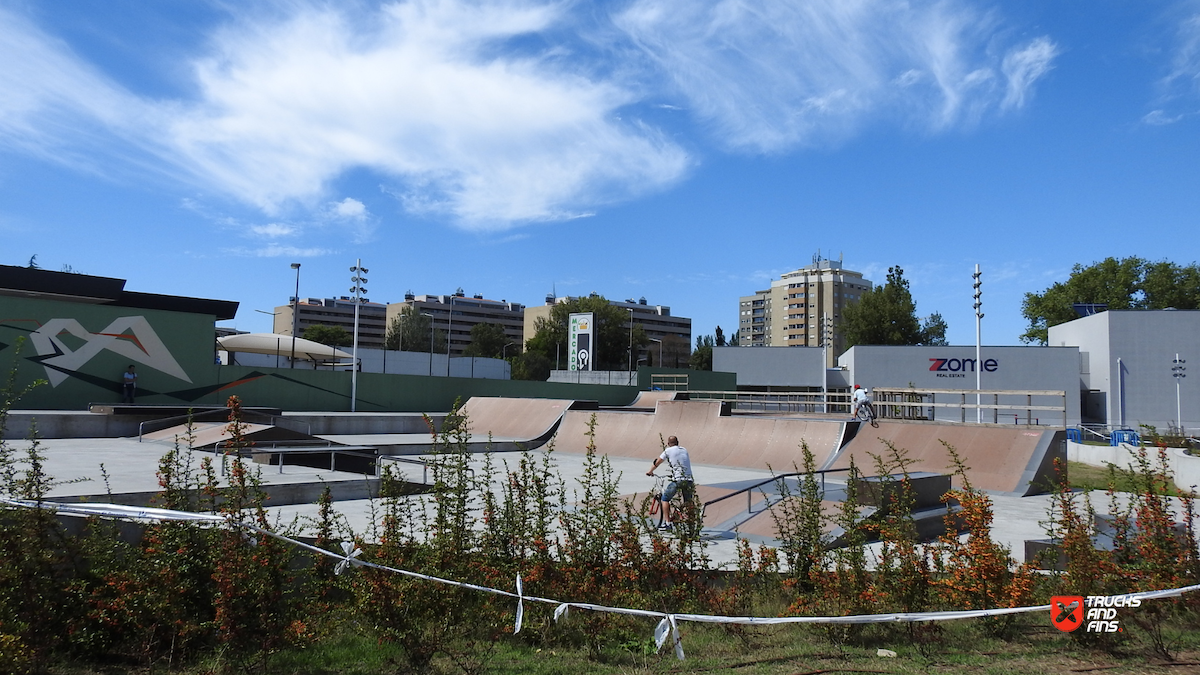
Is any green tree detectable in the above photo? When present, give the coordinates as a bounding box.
[385,306,446,353]
[714,326,726,347]
[462,322,510,358]
[523,295,649,370]
[690,335,714,370]
[302,324,352,347]
[511,351,551,381]
[843,266,945,347]
[921,312,949,346]
[658,334,690,368]
[1021,257,1200,344]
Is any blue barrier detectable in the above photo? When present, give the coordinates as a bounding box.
[1111,429,1140,447]
[1066,428,1082,443]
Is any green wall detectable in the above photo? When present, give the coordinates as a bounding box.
[1,296,221,410]
[1,296,737,412]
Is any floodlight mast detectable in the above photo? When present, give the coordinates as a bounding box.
[349,260,368,412]
[973,265,984,424]
[1173,354,1187,432]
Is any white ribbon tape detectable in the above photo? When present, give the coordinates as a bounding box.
[10,497,1200,662]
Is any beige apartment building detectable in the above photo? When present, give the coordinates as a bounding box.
[274,296,388,349]
[738,257,872,366]
[523,295,692,367]
[387,290,525,357]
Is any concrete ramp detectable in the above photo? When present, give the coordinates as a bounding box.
[825,421,1064,496]
[457,397,592,449]
[141,421,314,448]
[553,400,846,470]
[620,391,685,410]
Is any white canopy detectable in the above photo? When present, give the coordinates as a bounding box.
[217,333,354,361]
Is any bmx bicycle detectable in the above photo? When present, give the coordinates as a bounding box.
[646,474,697,531]
[854,401,879,428]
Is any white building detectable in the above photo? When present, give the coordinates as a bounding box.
[1049,310,1199,432]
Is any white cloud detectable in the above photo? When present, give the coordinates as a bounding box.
[614,0,1058,151]
[249,222,298,238]
[330,198,367,221]
[1143,109,1186,125]
[1001,37,1059,110]
[223,244,332,258]
[0,1,689,230]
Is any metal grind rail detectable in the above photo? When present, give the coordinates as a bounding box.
[700,468,852,521]
[208,440,433,483]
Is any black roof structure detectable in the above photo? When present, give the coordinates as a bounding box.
[0,265,239,320]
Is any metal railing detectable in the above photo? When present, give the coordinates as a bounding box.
[701,467,852,521]
[207,440,432,482]
[687,390,844,413]
[871,388,1067,427]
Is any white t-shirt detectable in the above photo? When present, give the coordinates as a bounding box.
[659,445,693,481]
[852,388,870,405]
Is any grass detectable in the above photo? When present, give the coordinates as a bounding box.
[1067,461,1183,495]
[41,610,1200,675]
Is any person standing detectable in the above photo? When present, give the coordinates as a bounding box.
[121,365,138,404]
[646,435,694,530]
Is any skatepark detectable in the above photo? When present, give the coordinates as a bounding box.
[4,393,1070,564]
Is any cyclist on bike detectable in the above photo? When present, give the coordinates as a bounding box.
[850,384,873,421]
[646,435,694,530]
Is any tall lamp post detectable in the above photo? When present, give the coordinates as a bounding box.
[1173,353,1187,432]
[627,308,634,384]
[349,260,368,412]
[973,264,984,424]
[423,312,435,377]
[289,263,301,368]
[446,293,458,377]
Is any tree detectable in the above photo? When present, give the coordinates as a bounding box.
[302,324,351,347]
[714,326,726,347]
[511,351,551,381]
[921,312,949,346]
[658,335,690,368]
[1021,257,1200,344]
[842,266,947,347]
[523,295,649,370]
[462,322,510,358]
[690,335,714,370]
[385,306,446,353]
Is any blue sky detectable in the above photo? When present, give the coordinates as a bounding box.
[2,0,1198,348]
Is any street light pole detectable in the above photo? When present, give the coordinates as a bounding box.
[423,312,435,377]
[289,263,301,368]
[627,308,634,384]
[349,260,368,412]
[446,294,456,377]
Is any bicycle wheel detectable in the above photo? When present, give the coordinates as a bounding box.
[648,494,665,528]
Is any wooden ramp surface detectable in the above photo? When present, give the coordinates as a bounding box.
[553,400,846,470]
[826,421,1063,495]
[458,397,580,445]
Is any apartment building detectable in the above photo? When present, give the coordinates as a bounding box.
[523,294,692,365]
[274,296,387,349]
[738,256,872,366]
[387,290,525,357]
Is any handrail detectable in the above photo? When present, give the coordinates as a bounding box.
[701,467,852,521]
[209,442,432,482]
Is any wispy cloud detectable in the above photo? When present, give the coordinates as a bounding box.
[614,0,1058,152]
[249,223,298,238]
[1,0,1057,227]
[1147,4,1200,123]
[0,1,689,230]
[223,244,333,258]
